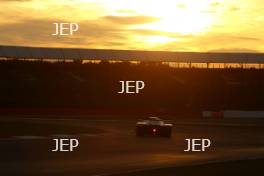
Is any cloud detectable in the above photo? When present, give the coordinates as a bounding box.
[0,0,263,52]
[102,15,159,25]
[176,3,186,9]
[0,18,131,48]
[220,35,260,43]
[0,17,262,52]
[208,48,260,53]
[210,2,222,7]
[156,33,263,52]
[0,0,31,1]
[229,6,240,12]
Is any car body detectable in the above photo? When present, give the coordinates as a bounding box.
[136,117,173,137]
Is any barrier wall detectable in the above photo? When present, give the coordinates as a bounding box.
[223,111,264,118]
[203,110,264,118]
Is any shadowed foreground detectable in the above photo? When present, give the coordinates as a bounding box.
[0,117,264,176]
[111,159,264,176]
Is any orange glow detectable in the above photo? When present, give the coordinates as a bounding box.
[0,0,263,52]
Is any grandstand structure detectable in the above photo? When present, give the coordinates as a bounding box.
[0,45,264,69]
[0,45,264,112]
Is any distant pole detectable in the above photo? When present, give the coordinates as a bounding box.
[241,63,244,69]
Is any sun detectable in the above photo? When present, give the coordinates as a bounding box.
[81,0,214,35]
[141,10,213,35]
[104,0,215,47]
[108,0,213,34]
[132,0,214,35]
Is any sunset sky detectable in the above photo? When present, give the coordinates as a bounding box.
[0,0,263,52]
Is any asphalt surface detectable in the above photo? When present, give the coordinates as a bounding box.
[0,116,264,176]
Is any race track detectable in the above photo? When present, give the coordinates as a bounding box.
[0,116,264,176]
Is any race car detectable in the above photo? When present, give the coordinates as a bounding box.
[136,117,173,137]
